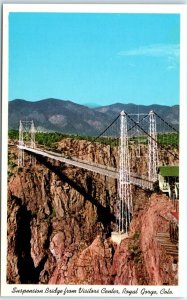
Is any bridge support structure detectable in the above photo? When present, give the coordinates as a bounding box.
[115,111,133,237]
[148,110,158,182]
[18,120,36,167]
[18,120,24,167]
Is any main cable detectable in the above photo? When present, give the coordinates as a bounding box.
[74,113,121,156]
[126,112,179,160]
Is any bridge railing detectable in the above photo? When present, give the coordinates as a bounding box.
[130,176,154,190]
[18,145,155,190]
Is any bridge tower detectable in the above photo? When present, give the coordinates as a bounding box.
[111,111,133,244]
[118,110,133,234]
[18,120,24,166]
[148,110,158,182]
[30,120,36,149]
[18,120,36,167]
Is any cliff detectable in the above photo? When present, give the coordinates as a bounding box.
[7,140,178,285]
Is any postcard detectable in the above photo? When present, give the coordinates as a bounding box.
[1,3,187,297]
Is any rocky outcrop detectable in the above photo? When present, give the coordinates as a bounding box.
[47,194,177,285]
[7,143,116,283]
[7,141,178,285]
[49,235,114,285]
[112,194,178,285]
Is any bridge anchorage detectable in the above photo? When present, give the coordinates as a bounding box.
[17,109,178,244]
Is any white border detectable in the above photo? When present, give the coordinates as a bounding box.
[179,7,187,300]
[2,3,187,13]
[1,3,187,298]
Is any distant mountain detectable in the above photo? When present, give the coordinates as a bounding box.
[94,103,179,126]
[8,99,179,136]
[8,99,112,136]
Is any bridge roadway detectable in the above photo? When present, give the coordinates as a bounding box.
[18,145,154,190]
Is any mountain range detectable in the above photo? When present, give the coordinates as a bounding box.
[8,99,179,136]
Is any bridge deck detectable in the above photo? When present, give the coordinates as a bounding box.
[18,145,154,190]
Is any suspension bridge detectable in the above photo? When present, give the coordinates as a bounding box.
[16,110,179,242]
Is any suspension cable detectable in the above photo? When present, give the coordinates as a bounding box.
[73,113,121,156]
[127,113,149,133]
[154,111,179,133]
[126,112,179,160]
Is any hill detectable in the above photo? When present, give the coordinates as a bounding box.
[8,99,179,136]
[94,103,179,126]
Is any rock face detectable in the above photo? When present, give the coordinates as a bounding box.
[112,194,178,285]
[7,141,178,285]
[49,235,114,285]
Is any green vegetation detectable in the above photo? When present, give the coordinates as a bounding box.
[31,211,37,218]
[158,166,179,177]
[8,152,17,178]
[46,208,56,222]
[35,132,68,147]
[132,231,140,240]
[8,129,179,148]
[8,129,69,147]
[8,129,118,148]
[157,133,179,147]
[129,136,148,145]
[129,132,179,148]
[8,171,14,178]
[128,232,142,263]
[8,159,17,169]
[8,129,19,140]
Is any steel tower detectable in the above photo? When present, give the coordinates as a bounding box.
[148,110,158,182]
[118,111,133,234]
[18,120,36,166]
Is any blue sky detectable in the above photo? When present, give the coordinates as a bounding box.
[9,13,180,106]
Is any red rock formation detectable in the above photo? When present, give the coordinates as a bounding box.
[112,194,178,285]
[48,194,178,285]
[49,235,113,285]
[7,141,178,285]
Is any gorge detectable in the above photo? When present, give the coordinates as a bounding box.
[7,138,178,285]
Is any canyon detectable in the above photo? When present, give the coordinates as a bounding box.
[7,139,178,285]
